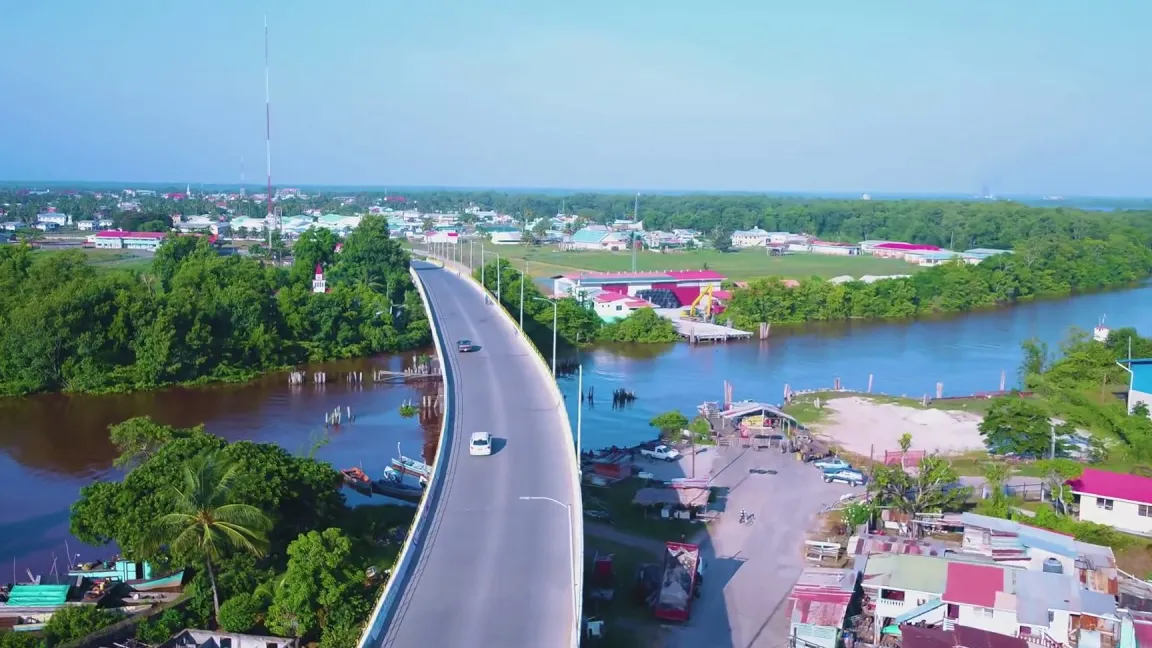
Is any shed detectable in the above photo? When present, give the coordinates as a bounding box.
[3,584,70,607]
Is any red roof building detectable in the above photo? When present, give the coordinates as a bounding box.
[1068,468,1152,534]
[901,625,1029,648]
[941,562,1005,608]
[784,567,857,645]
[871,242,943,260]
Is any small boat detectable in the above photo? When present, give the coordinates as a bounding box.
[1093,315,1110,343]
[341,467,373,495]
[371,467,426,503]
[127,570,185,591]
[390,456,432,480]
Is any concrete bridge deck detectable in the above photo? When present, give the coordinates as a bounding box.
[362,260,580,648]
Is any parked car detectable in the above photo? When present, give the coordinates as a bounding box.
[639,445,681,462]
[813,457,851,472]
[823,468,866,486]
[457,339,476,352]
[469,431,493,456]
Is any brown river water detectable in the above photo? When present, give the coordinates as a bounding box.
[0,353,440,578]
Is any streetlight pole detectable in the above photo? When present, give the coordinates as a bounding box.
[577,364,583,460]
[496,252,502,302]
[481,243,486,287]
[469,240,474,270]
[519,259,527,330]
[534,297,558,377]
[518,496,576,634]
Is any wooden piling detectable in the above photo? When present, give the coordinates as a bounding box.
[867,374,874,393]
[935,382,943,399]
[1000,370,1006,392]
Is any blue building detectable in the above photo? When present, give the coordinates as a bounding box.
[1122,358,1152,417]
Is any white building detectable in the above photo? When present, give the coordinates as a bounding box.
[93,230,167,252]
[230,216,267,235]
[312,265,328,293]
[1121,358,1152,417]
[731,227,770,248]
[36,212,70,226]
[76,220,95,231]
[592,292,653,322]
[1068,467,1152,534]
[426,230,459,244]
[490,230,523,245]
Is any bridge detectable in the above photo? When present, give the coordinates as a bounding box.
[357,258,583,648]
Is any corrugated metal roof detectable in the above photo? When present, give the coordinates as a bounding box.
[943,562,1006,607]
[4,584,70,607]
[862,554,949,594]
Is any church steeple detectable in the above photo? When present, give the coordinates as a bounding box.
[312,265,327,293]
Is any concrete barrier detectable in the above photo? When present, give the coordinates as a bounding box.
[355,263,454,648]
[424,252,583,648]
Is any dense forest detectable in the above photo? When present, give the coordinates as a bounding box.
[724,236,1152,328]
[0,215,429,396]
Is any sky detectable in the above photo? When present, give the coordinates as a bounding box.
[1,0,1150,196]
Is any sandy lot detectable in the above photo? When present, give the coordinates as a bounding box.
[811,396,985,457]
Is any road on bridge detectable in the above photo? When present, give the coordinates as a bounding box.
[377,260,577,647]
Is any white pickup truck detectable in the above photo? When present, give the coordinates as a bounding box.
[640,445,682,462]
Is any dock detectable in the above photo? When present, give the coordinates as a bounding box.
[655,309,753,343]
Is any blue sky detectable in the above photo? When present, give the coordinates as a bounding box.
[1,1,1150,195]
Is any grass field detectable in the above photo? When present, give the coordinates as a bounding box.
[452,245,920,281]
[36,247,154,272]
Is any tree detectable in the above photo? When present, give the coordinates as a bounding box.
[292,228,339,281]
[1033,458,1083,513]
[978,397,1062,457]
[650,410,689,437]
[711,229,733,252]
[975,461,1012,519]
[44,606,122,647]
[0,632,44,648]
[688,417,712,444]
[218,591,265,633]
[268,528,364,638]
[868,455,970,523]
[109,417,200,470]
[898,433,913,453]
[147,452,272,620]
[599,308,679,343]
[1019,338,1052,387]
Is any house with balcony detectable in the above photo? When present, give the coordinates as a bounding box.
[1068,468,1152,535]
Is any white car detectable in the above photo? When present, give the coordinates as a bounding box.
[469,431,493,456]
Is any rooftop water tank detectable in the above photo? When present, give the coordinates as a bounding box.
[1043,558,1064,574]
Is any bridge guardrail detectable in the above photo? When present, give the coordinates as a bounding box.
[423,250,583,648]
[355,263,455,648]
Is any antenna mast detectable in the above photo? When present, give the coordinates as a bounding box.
[264,16,274,229]
[631,192,639,272]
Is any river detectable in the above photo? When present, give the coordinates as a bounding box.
[3,285,1150,578]
[0,353,439,578]
[558,284,1152,452]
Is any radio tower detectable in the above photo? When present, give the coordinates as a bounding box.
[264,15,276,236]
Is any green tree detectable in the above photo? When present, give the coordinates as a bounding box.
[898,433,913,453]
[978,397,1062,456]
[268,528,365,638]
[599,308,678,343]
[0,631,44,648]
[688,417,712,444]
[975,461,1012,519]
[147,452,272,619]
[868,455,970,518]
[650,410,690,437]
[711,229,733,252]
[44,606,122,647]
[218,591,266,633]
[109,417,199,470]
[292,228,339,281]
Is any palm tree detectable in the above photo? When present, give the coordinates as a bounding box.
[150,453,272,619]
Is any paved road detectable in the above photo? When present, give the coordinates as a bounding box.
[377,261,576,648]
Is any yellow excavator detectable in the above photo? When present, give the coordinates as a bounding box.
[681,285,715,321]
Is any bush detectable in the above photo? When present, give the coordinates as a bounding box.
[218,592,265,634]
[136,609,187,645]
[0,630,44,648]
[44,606,121,647]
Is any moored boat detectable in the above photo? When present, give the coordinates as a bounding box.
[371,467,426,503]
[390,456,431,480]
[341,467,373,495]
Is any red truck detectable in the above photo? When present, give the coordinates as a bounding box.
[652,541,702,622]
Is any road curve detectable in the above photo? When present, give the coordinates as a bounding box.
[377,260,576,647]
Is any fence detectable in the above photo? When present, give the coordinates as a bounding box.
[424,252,584,648]
[354,264,454,648]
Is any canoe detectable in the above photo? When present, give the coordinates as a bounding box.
[341,468,373,495]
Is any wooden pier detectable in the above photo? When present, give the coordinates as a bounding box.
[654,309,752,344]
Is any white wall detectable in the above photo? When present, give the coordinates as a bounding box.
[1076,493,1152,534]
[955,603,1023,638]
[1130,389,1152,416]
[867,586,939,637]
[789,622,839,648]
